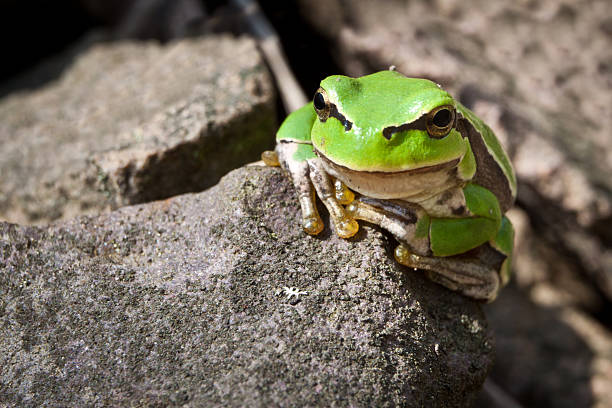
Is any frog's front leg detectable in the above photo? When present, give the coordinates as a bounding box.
[307,158,359,238]
[345,198,431,255]
[271,142,325,235]
[263,102,358,238]
[264,141,358,238]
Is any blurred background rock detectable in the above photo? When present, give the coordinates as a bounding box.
[0,0,610,407]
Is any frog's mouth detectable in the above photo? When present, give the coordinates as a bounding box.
[315,149,462,200]
[315,149,460,176]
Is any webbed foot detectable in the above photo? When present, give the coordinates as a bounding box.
[394,243,502,302]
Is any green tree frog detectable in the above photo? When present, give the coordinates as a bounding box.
[262,70,516,302]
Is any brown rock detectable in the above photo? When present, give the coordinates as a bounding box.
[0,35,276,225]
[0,165,493,407]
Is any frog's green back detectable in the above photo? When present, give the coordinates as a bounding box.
[276,102,316,143]
[321,71,454,130]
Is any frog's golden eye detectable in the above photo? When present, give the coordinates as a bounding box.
[426,105,456,139]
[313,88,330,121]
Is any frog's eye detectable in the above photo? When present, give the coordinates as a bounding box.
[426,105,456,138]
[313,88,331,121]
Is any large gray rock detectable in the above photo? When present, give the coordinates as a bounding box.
[0,34,275,225]
[0,166,493,407]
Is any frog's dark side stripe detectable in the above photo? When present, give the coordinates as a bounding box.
[382,107,458,140]
[320,103,353,132]
[456,115,514,212]
[382,116,428,140]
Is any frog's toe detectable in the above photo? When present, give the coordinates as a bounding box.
[344,201,359,218]
[394,244,417,266]
[334,179,355,205]
[335,216,359,239]
[302,215,324,235]
[261,150,280,167]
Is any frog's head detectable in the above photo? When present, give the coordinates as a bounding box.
[311,71,466,174]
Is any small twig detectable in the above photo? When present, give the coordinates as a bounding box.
[230,0,308,113]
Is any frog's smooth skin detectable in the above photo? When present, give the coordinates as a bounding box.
[262,70,516,302]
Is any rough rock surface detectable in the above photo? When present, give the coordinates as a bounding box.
[0,35,275,225]
[0,166,493,407]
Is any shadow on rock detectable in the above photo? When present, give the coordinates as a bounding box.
[479,285,595,407]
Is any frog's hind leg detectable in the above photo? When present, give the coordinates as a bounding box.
[394,244,503,302]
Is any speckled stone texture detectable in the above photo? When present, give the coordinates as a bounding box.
[0,166,493,407]
[0,35,275,225]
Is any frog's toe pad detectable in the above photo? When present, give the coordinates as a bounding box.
[334,180,355,205]
[261,150,280,167]
[336,217,359,239]
[394,244,419,267]
[344,202,359,217]
[302,215,324,235]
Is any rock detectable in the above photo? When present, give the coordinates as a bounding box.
[0,165,493,407]
[0,35,276,225]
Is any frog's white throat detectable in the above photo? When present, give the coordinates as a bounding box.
[316,151,463,202]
